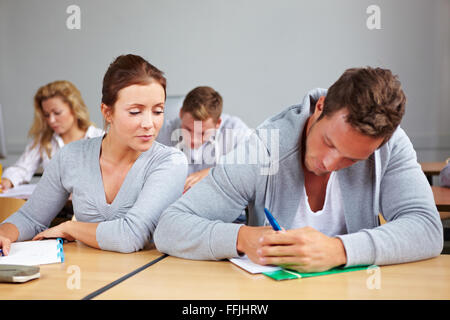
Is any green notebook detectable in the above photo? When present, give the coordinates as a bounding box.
[263,265,372,281]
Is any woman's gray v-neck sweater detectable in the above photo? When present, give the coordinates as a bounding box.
[4,137,188,253]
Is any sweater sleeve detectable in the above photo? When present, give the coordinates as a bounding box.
[2,141,43,187]
[2,149,70,241]
[154,133,267,260]
[95,151,188,253]
[338,129,443,267]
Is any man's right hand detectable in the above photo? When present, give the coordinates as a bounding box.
[236,225,273,264]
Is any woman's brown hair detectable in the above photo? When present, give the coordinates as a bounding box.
[101,54,166,129]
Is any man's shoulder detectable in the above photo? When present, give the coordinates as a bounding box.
[375,126,418,170]
[220,114,249,130]
[85,125,104,138]
[381,126,412,154]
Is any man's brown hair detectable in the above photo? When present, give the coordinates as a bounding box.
[181,86,223,122]
[321,67,406,143]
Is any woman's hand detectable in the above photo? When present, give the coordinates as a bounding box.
[0,234,12,256]
[32,221,75,242]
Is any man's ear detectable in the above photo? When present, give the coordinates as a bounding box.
[312,96,326,120]
[215,117,222,129]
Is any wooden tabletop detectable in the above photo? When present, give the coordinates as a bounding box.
[421,162,446,176]
[2,240,450,300]
[432,186,450,212]
[0,241,163,300]
[94,255,450,300]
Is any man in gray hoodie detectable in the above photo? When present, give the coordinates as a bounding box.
[154,67,443,272]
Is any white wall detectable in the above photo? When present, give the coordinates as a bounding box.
[1,0,449,164]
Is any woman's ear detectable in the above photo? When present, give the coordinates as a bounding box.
[101,103,113,125]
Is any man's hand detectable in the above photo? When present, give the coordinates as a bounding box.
[236,225,274,263]
[184,168,210,193]
[256,226,347,273]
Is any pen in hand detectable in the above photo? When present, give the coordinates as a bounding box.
[264,208,283,231]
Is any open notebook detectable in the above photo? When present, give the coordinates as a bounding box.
[0,238,64,266]
[229,255,371,280]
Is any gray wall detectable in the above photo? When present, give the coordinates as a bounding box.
[1,0,449,166]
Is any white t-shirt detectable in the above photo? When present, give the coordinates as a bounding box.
[2,125,104,187]
[291,171,347,237]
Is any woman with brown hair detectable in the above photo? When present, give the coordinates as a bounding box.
[0,54,187,253]
[0,80,103,190]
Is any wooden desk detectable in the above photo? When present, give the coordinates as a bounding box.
[95,255,450,300]
[0,241,163,300]
[432,186,450,212]
[421,162,446,185]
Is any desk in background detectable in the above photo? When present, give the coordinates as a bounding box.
[421,162,446,185]
[432,186,450,213]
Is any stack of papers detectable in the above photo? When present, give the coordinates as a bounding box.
[0,184,36,199]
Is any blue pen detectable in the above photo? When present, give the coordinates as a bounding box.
[264,208,282,231]
[0,249,4,257]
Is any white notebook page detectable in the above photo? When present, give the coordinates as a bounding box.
[0,239,63,266]
[229,255,281,274]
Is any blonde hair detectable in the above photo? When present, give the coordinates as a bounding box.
[29,80,92,157]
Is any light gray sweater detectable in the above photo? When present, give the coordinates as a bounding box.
[4,137,188,253]
[154,88,443,267]
[157,114,250,175]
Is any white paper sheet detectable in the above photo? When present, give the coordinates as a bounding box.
[229,255,282,274]
[0,239,63,266]
[0,184,36,199]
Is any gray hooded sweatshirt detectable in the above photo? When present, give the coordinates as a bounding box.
[154,88,443,267]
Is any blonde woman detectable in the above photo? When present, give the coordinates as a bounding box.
[0,80,103,190]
